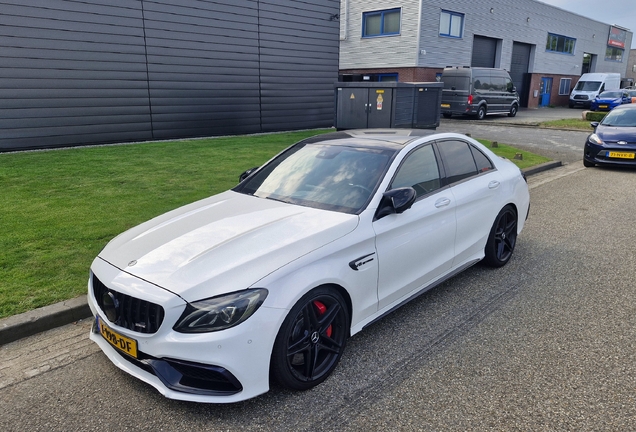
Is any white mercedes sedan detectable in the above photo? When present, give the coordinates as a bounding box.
[88,129,530,403]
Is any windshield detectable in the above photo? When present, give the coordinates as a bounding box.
[598,91,622,99]
[574,81,601,91]
[235,142,395,214]
[600,108,636,127]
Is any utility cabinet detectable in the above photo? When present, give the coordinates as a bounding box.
[334,82,443,130]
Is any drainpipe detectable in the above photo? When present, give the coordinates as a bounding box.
[340,0,348,40]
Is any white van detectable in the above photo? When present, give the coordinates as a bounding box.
[569,73,621,108]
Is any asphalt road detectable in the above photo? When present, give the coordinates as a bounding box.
[437,109,591,164]
[3,114,635,430]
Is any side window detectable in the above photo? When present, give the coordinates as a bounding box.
[390,145,441,198]
[473,73,487,90]
[437,140,478,184]
[491,76,506,92]
[470,146,494,173]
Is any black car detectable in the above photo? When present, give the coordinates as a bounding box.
[584,104,636,168]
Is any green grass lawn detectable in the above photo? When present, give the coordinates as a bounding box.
[540,118,600,131]
[0,130,549,319]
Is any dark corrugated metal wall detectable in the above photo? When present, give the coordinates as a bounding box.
[0,0,339,151]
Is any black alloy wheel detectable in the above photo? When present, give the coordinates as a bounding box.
[483,205,517,267]
[271,287,349,391]
[508,104,518,117]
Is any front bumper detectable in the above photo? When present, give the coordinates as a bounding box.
[570,99,591,108]
[88,258,287,403]
[584,142,636,167]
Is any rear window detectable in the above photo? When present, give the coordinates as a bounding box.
[442,75,469,90]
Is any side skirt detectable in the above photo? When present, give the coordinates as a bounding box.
[361,259,481,332]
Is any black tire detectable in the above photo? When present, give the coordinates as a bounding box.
[271,286,349,390]
[476,105,486,120]
[508,104,518,117]
[442,113,452,119]
[583,159,595,167]
[483,205,518,268]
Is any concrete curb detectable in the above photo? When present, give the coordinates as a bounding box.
[521,160,563,176]
[0,295,92,345]
[0,159,565,346]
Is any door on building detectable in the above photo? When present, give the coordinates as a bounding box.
[581,53,596,75]
[539,77,552,107]
[510,42,533,107]
[471,36,498,68]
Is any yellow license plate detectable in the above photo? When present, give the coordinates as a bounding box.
[98,316,138,358]
[608,151,635,159]
[441,103,450,108]
[599,105,608,109]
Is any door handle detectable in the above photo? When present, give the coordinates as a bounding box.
[488,180,500,189]
[435,197,451,208]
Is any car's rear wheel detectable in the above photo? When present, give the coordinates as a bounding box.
[271,287,349,390]
[476,105,486,120]
[483,205,517,267]
[442,113,452,118]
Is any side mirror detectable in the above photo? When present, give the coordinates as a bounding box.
[590,122,599,129]
[375,187,417,220]
[239,166,259,183]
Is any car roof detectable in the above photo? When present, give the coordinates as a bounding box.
[300,129,439,150]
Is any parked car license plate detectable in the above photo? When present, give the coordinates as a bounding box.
[599,105,608,109]
[608,151,635,159]
[441,103,450,108]
[97,316,138,358]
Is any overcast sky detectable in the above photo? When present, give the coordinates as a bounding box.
[537,0,636,48]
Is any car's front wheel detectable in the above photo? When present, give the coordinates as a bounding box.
[483,205,517,267]
[508,104,518,117]
[270,286,349,390]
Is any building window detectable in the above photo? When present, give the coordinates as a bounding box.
[378,73,398,82]
[546,33,575,54]
[559,78,572,95]
[363,9,400,37]
[605,47,624,62]
[439,10,464,38]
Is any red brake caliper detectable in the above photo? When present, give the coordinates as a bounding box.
[313,300,332,338]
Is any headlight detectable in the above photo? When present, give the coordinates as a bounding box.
[173,289,268,333]
[588,134,603,145]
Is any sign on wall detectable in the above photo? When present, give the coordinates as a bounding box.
[608,26,627,49]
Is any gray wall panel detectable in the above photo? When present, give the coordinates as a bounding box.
[0,0,340,150]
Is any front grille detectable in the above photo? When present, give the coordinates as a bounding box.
[92,274,165,334]
[573,95,589,100]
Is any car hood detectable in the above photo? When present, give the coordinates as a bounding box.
[98,191,358,301]
[596,126,636,144]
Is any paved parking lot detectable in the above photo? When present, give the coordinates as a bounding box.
[443,106,586,125]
